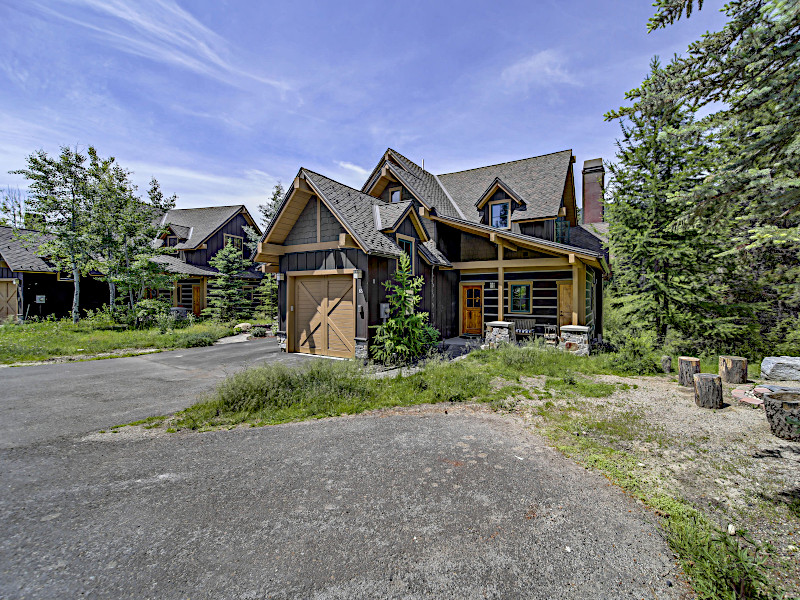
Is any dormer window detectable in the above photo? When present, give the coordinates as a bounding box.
[389,187,402,203]
[166,235,178,247]
[489,201,510,229]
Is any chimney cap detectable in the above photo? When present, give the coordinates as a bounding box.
[582,158,604,173]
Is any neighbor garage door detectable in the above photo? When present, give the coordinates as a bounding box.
[294,275,355,358]
[0,280,18,319]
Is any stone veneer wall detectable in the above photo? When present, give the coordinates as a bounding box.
[559,325,590,356]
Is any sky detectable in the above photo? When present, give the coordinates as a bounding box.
[0,0,728,226]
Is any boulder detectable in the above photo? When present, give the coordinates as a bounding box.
[760,356,800,381]
[233,322,252,332]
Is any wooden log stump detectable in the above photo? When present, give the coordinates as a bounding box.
[763,392,800,441]
[661,355,672,374]
[719,355,748,384]
[678,356,701,386]
[694,373,723,409]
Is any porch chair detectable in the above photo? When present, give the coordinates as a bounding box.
[514,318,537,340]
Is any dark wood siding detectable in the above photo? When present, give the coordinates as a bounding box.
[518,220,555,241]
[20,272,107,319]
[184,213,252,266]
[284,197,317,245]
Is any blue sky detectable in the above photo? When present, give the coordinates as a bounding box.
[0,0,727,225]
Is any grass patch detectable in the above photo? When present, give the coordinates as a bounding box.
[530,396,782,600]
[0,320,233,364]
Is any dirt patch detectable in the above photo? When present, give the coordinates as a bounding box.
[515,372,800,595]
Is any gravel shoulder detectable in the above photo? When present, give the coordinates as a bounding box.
[511,372,800,595]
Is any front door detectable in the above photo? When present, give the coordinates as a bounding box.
[192,285,202,316]
[462,285,482,335]
[558,282,573,327]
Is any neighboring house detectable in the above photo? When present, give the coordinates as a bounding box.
[0,225,107,319]
[254,148,610,359]
[152,205,263,316]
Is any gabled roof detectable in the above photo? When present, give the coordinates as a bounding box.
[362,149,464,219]
[437,150,573,222]
[301,170,403,257]
[156,205,252,250]
[474,177,527,209]
[0,226,54,272]
[419,240,451,267]
[166,223,191,239]
[373,201,414,231]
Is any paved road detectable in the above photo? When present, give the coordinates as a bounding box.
[0,339,306,449]
[0,407,685,599]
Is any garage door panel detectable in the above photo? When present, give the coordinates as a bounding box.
[293,275,355,358]
[0,281,18,319]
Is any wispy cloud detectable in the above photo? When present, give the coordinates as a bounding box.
[500,49,579,91]
[36,0,291,93]
[335,161,369,178]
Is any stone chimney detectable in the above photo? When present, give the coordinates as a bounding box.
[582,158,604,224]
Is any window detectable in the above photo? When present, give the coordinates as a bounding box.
[509,283,531,314]
[490,201,510,229]
[389,187,402,203]
[224,234,244,253]
[396,235,415,274]
[555,216,570,244]
[166,235,178,247]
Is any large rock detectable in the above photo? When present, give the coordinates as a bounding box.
[760,356,800,381]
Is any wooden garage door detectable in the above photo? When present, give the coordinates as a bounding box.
[0,281,18,319]
[294,275,355,358]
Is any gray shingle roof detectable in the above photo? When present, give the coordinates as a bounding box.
[157,205,244,249]
[419,240,451,267]
[570,224,607,254]
[373,201,413,231]
[436,150,573,222]
[383,149,463,219]
[151,255,262,279]
[0,226,54,272]
[302,170,403,258]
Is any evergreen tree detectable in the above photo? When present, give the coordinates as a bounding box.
[0,187,27,229]
[620,0,800,352]
[604,58,747,348]
[253,273,278,324]
[203,240,252,321]
[12,147,93,323]
[259,182,284,229]
[370,252,439,364]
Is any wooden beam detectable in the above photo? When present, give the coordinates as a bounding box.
[498,244,504,321]
[286,268,356,277]
[256,240,347,260]
[569,253,575,264]
[316,197,321,242]
[338,233,358,248]
[450,257,571,270]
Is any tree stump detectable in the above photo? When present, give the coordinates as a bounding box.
[661,355,672,374]
[719,356,748,384]
[694,373,723,409]
[678,356,701,387]
[763,392,800,441]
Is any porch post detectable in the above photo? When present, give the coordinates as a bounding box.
[571,261,586,326]
[498,244,504,321]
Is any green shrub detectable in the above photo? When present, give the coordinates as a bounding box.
[608,332,660,375]
[175,331,216,348]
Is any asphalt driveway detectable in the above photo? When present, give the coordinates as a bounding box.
[0,407,684,599]
[0,338,306,449]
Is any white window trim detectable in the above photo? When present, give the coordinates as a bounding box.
[508,281,533,314]
[488,200,511,230]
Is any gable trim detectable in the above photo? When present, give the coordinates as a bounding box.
[475,178,527,210]
[385,206,430,242]
[302,173,370,253]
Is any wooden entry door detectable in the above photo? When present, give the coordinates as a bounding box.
[558,282,573,327]
[0,281,18,319]
[462,285,482,335]
[294,275,355,358]
[192,285,202,316]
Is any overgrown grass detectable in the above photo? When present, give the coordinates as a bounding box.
[0,319,234,364]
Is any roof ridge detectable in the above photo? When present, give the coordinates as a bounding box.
[436,149,573,177]
[302,168,386,201]
[167,204,244,211]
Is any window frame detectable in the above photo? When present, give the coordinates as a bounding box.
[223,233,244,253]
[395,233,416,275]
[488,200,511,229]
[388,186,402,204]
[508,281,533,314]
